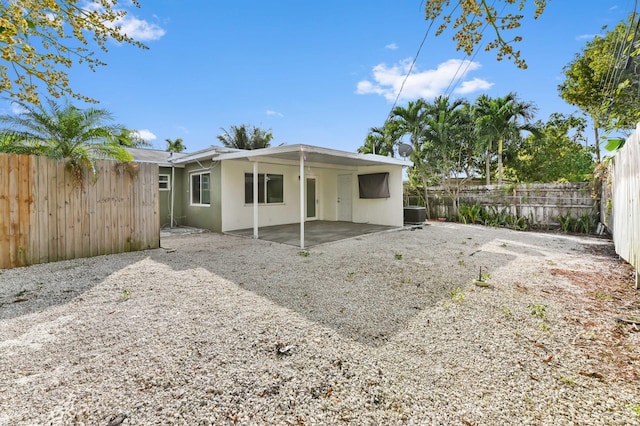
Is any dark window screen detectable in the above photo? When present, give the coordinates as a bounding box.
[358,172,390,199]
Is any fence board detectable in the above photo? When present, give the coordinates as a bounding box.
[87,174,98,257]
[47,158,58,262]
[153,166,160,247]
[56,160,66,261]
[27,155,37,265]
[0,154,159,269]
[17,154,32,266]
[117,165,127,254]
[420,182,597,226]
[130,164,139,250]
[8,154,19,267]
[611,124,640,287]
[80,169,90,258]
[0,154,9,269]
[102,161,112,255]
[123,166,132,252]
[35,156,48,264]
[94,162,106,257]
[142,164,152,248]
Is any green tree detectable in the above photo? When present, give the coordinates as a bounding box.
[358,120,403,156]
[0,99,132,179]
[0,0,153,106]
[114,128,149,148]
[420,96,476,213]
[165,137,186,153]
[507,113,595,182]
[474,93,537,185]
[391,99,428,154]
[380,97,479,217]
[388,100,439,213]
[217,124,273,150]
[424,0,548,69]
[559,15,640,162]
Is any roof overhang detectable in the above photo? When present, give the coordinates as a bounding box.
[174,144,412,168]
[127,147,189,167]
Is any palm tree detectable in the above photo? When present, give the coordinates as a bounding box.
[474,93,537,185]
[391,99,428,153]
[114,128,149,148]
[217,124,273,150]
[0,99,132,179]
[421,96,468,153]
[165,137,186,153]
[390,99,436,215]
[420,96,475,213]
[358,120,402,156]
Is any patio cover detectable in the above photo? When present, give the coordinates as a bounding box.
[175,144,412,248]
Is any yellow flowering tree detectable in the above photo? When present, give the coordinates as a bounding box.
[425,0,548,69]
[0,0,148,105]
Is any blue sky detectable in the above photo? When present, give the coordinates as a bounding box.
[4,1,635,153]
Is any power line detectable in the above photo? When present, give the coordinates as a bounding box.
[444,1,501,98]
[600,0,638,106]
[387,20,436,117]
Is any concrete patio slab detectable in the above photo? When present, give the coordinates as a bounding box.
[226,221,400,247]
[160,226,209,238]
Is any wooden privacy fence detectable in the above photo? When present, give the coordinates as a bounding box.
[609,124,640,287]
[0,154,159,269]
[420,182,597,226]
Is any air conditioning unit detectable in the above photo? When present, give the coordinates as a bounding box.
[404,206,426,224]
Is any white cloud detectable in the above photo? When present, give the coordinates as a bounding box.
[454,78,494,94]
[133,129,157,141]
[356,58,492,102]
[356,80,387,97]
[576,34,597,41]
[82,1,165,41]
[113,15,165,41]
[385,43,398,50]
[266,110,284,118]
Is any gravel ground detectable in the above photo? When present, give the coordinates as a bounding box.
[1,222,639,425]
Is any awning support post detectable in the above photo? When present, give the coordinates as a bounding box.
[253,161,258,239]
[299,149,305,249]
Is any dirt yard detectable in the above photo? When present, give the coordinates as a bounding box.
[0,222,638,425]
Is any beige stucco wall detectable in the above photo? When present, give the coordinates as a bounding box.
[220,159,405,231]
[352,165,404,227]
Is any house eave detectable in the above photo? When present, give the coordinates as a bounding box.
[176,144,412,168]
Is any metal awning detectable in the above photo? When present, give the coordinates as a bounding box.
[174,144,411,168]
[175,144,411,249]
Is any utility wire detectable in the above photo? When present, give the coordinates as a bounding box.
[387,20,436,118]
[614,3,640,90]
[443,0,502,98]
[383,0,464,125]
[600,0,638,104]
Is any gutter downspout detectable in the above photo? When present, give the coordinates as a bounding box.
[169,154,175,228]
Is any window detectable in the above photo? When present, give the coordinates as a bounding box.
[358,172,390,199]
[245,173,284,204]
[191,172,210,206]
[159,174,170,191]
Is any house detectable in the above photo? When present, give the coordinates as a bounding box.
[129,144,411,248]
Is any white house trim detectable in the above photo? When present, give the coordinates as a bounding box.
[131,144,412,248]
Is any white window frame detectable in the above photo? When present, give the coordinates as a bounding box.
[190,171,211,206]
[244,173,284,205]
[159,174,170,191]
